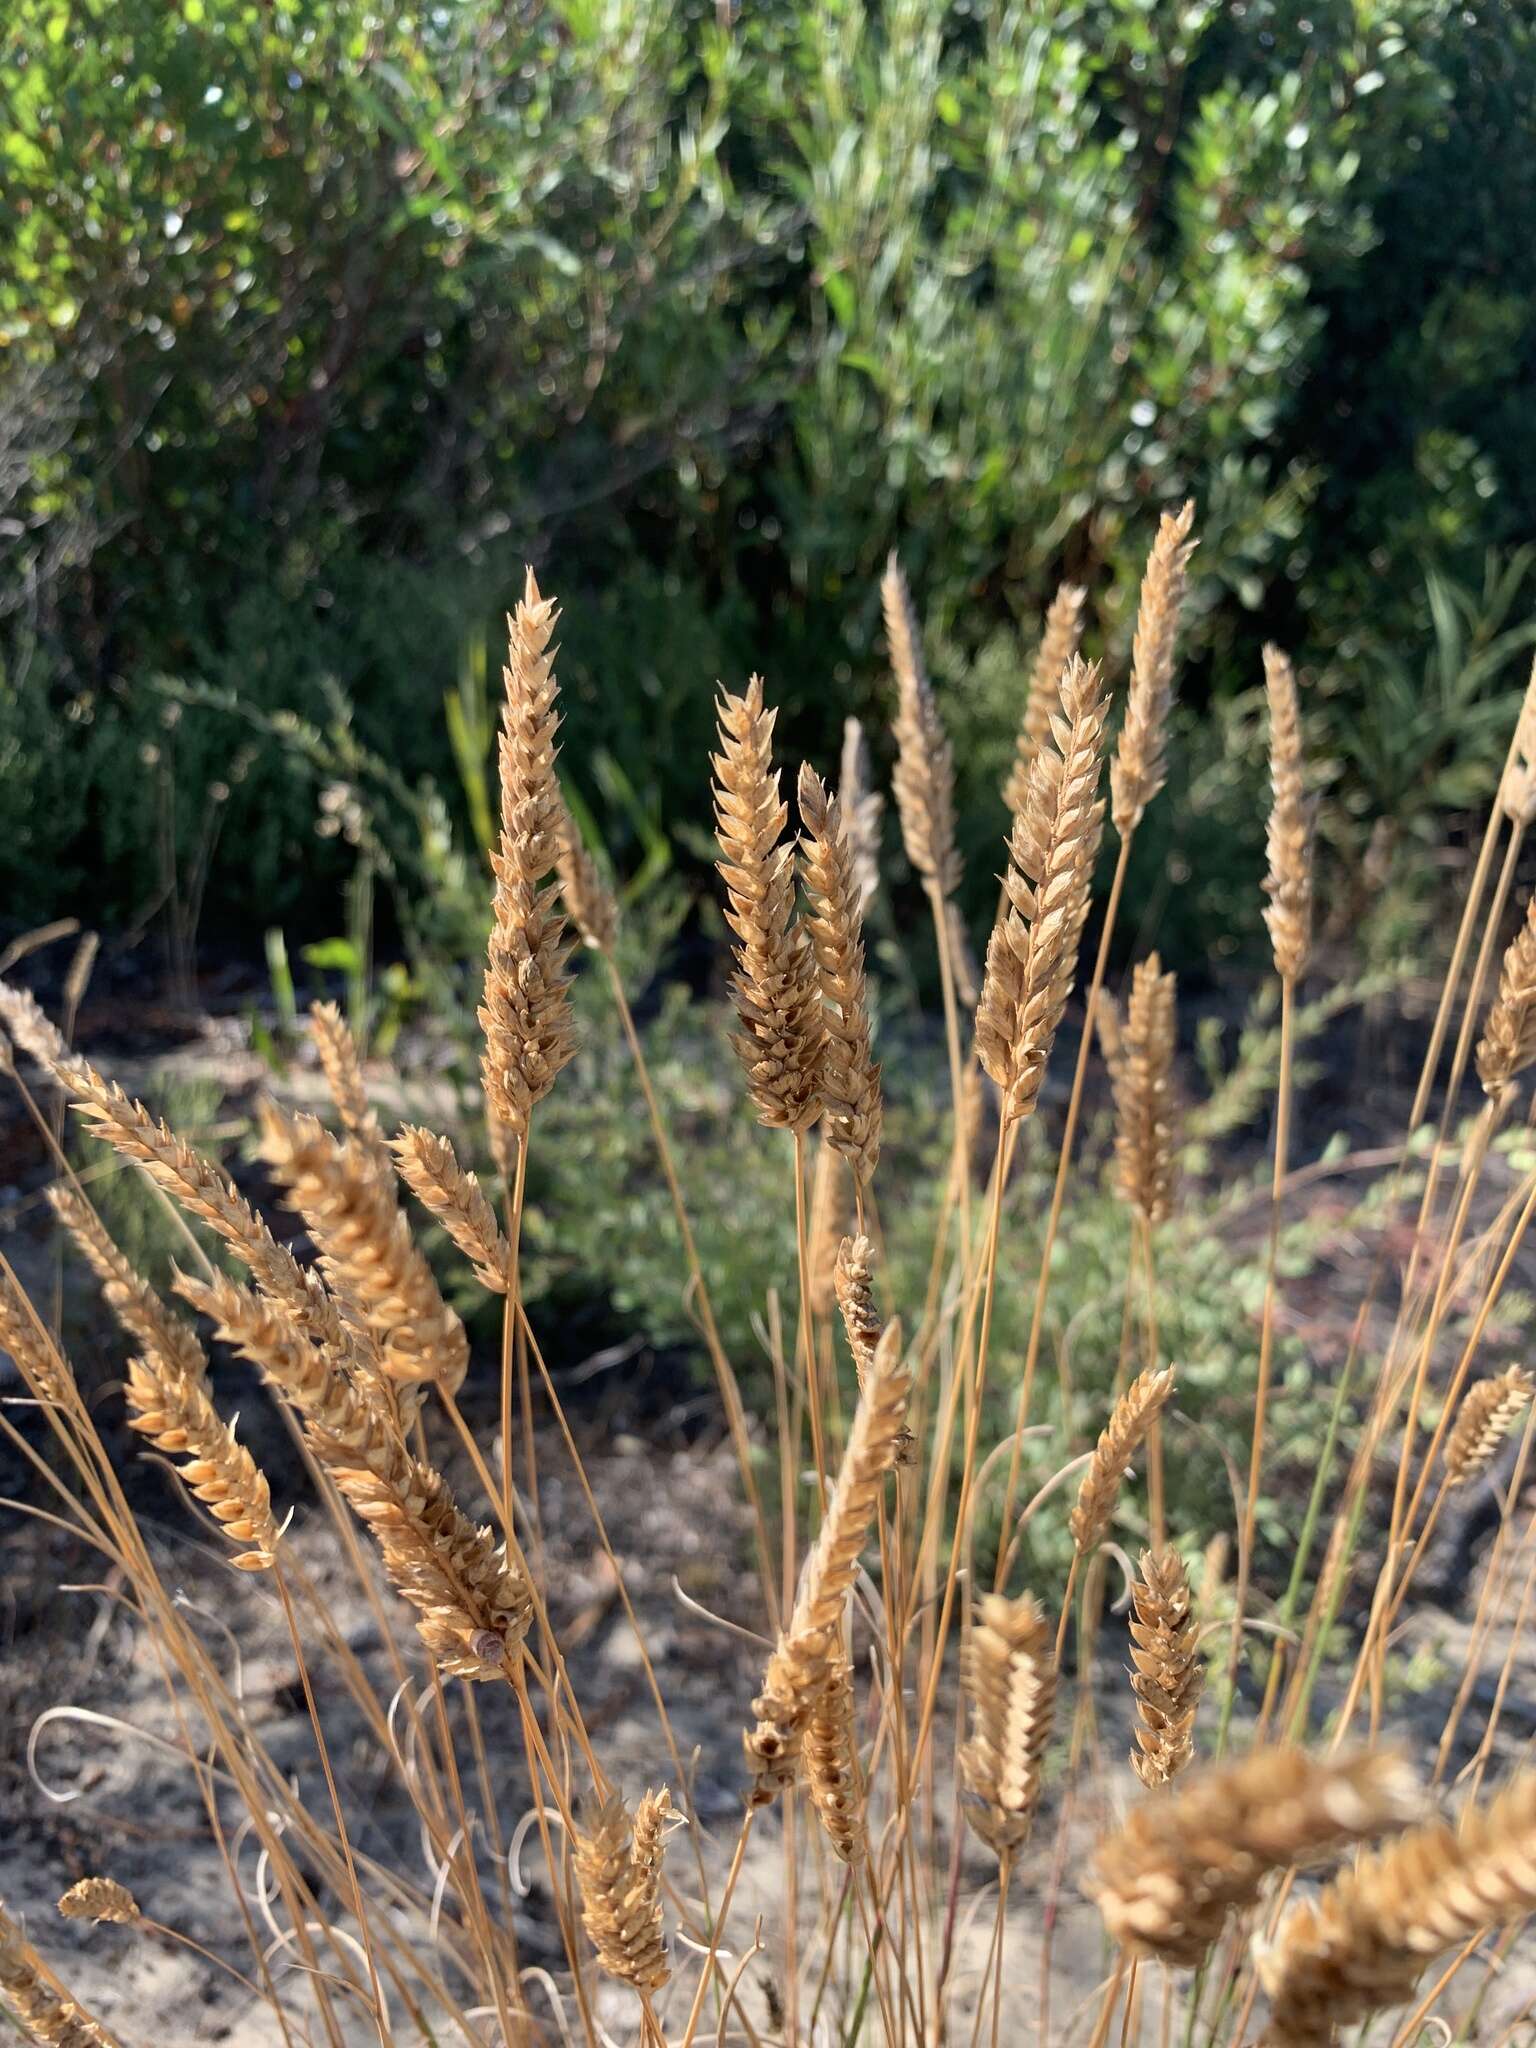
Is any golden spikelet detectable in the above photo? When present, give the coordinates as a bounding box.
[1476,890,1536,1105]
[1091,1746,1421,1969]
[309,1001,390,1171]
[0,1903,110,2048]
[555,803,619,953]
[479,568,577,1140]
[1499,654,1536,825]
[883,554,962,899]
[1256,1772,1536,2048]
[1004,581,1089,817]
[57,1880,138,1927]
[1444,1364,1535,1486]
[47,1184,207,1384]
[0,977,73,1070]
[1113,955,1178,1225]
[125,1353,281,1571]
[1069,1365,1177,1557]
[0,1267,77,1410]
[976,654,1110,1124]
[574,1789,671,1992]
[838,716,884,913]
[713,676,824,1133]
[833,1233,913,1464]
[1128,1547,1203,1789]
[798,763,882,1183]
[1110,500,1197,839]
[745,1319,910,1805]
[959,1592,1056,1859]
[257,1100,468,1393]
[806,1654,867,1864]
[1261,647,1314,984]
[392,1126,510,1295]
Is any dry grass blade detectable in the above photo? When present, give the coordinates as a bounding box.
[798,763,882,1183]
[1113,954,1178,1224]
[1128,1546,1203,1788]
[1110,499,1197,838]
[555,803,619,953]
[0,1902,111,2048]
[1444,1364,1535,1486]
[976,653,1110,1124]
[1091,1746,1421,1968]
[125,1352,282,1570]
[574,1788,671,1992]
[838,716,884,913]
[712,675,824,1132]
[57,1882,138,1927]
[1476,889,1536,1105]
[309,1001,390,1170]
[480,566,577,1141]
[1005,581,1089,817]
[392,1125,511,1294]
[960,1591,1056,1858]
[806,1653,867,1864]
[47,1184,207,1383]
[1069,1364,1176,1557]
[883,554,962,900]
[1261,646,1314,983]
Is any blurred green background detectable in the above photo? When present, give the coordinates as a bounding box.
[3,0,1535,972]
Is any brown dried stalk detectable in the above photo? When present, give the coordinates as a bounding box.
[1092,1746,1420,1968]
[960,1592,1056,1858]
[309,1001,389,1171]
[798,763,882,1183]
[806,1654,867,1864]
[1262,647,1313,983]
[1113,954,1178,1225]
[47,1184,207,1384]
[392,1126,510,1294]
[555,803,619,953]
[125,1352,281,1571]
[1444,1364,1535,1486]
[976,654,1110,1124]
[1110,500,1197,838]
[479,568,577,1140]
[574,1788,671,1992]
[713,675,824,1133]
[57,1881,138,1927]
[1005,581,1089,817]
[883,554,962,899]
[1069,1365,1176,1557]
[838,716,884,913]
[0,1903,110,2048]
[1476,890,1536,1105]
[1128,1546,1203,1788]
[1257,1772,1536,2048]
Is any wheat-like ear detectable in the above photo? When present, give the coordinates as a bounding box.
[125,1353,281,1571]
[838,716,884,912]
[47,1183,208,1383]
[1110,500,1197,838]
[574,1789,671,1992]
[57,1880,138,1927]
[1113,954,1178,1225]
[0,1266,79,1410]
[1476,890,1536,1105]
[1500,655,1536,824]
[960,1591,1056,1860]
[806,1654,867,1864]
[1128,1546,1203,1788]
[309,1000,390,1170]
[1444,1364,1534,1485]
[392,1126,511,1294]
[480,567,577,1140]
[832,1233,914,1464]
[883,554,962,900]
[713,675,824,1133]
[0,1901,111,2048]
[555,802,619,953]
[1070,1365,1176,1557]
[798,762,882,1183]
[1261,647,1313,983]
[1091,1746,1421,1969]
[1005,581,1088,817]
[976,654,1110,1124]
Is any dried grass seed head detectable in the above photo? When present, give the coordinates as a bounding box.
[1111,500,1197,838]
[574,1790,671,1992]
[883,554,962,899]
[1128,1546,1203,1788]
[1005,580,1088,818]
[1477,889,1536,1105]
[1070,1364,1177,1556]
[1113,954,1179,1225]
[1445,1364,1534,1486]
[960,1591,1056,1858]
[838,715,884,912]
[798,762,882,1182]
[555,802,619,953]
[56,1881,138,1927]
[1261,646,1314,984]
[392,1125,511,1294]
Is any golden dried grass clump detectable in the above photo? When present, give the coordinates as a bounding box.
[574,1789,672,1993]
[959,1592,1056,1859]
[883,554,962,900]
[1477,890,1536,1105]
[308,1001,389,1170]
[57,1880,138,1927]
[713,676,824,1133]
[479,568,577,1141]
[0,1903,109,2048]
[1113,954,1179,1225]
[976,654,1110,1124]
[798,763,882,1183]
[555,805,619,953]
[1091,1746,1420,1968]
[806,1655,867,1864]
[125,1353,281,1571]
[1070,1365,1176,1557]
[838,716,884,913]
[1261,646,1314,984]
[392,1125,511,1295]
[1128,1546,1203,1788]
[1110,500,1198,839]
[1445,1364,1535,1485]
[1257,1772,1536,2048]
[1004,580,1088,818]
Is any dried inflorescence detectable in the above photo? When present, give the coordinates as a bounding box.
[838,716,884,913]
[883,554,962,900]
[1445,1364,1535,1486]
[798,764,882,1183]
[1069,1365,1176,1557]
[960,1592,1056,1859]
[1128,1547,1203,1788]
[125,1353,281,1571]
[832,1233,913,1463]
[48,1184,207,1385]
[0,1903,110,2048]
[1111,500,1197,839]
[574,1788,672,1992]
[1113,954,1178,1225]
[1499,656,1536,825]
[806,1654,867,1864]
[976,654,1110,1124]
[480,569,577,1140]
[1261,647,1313,984]
[0,1267,77,1410]
[57,1880,138,1927]
[555,804,619,953]
[713,676,825,1133]
[1005,581,1088,818]
[309,1002,390,1172]
[1477,890,1536,1106]
[392,1125,511,1295]
[1091,1746,1421,1969]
